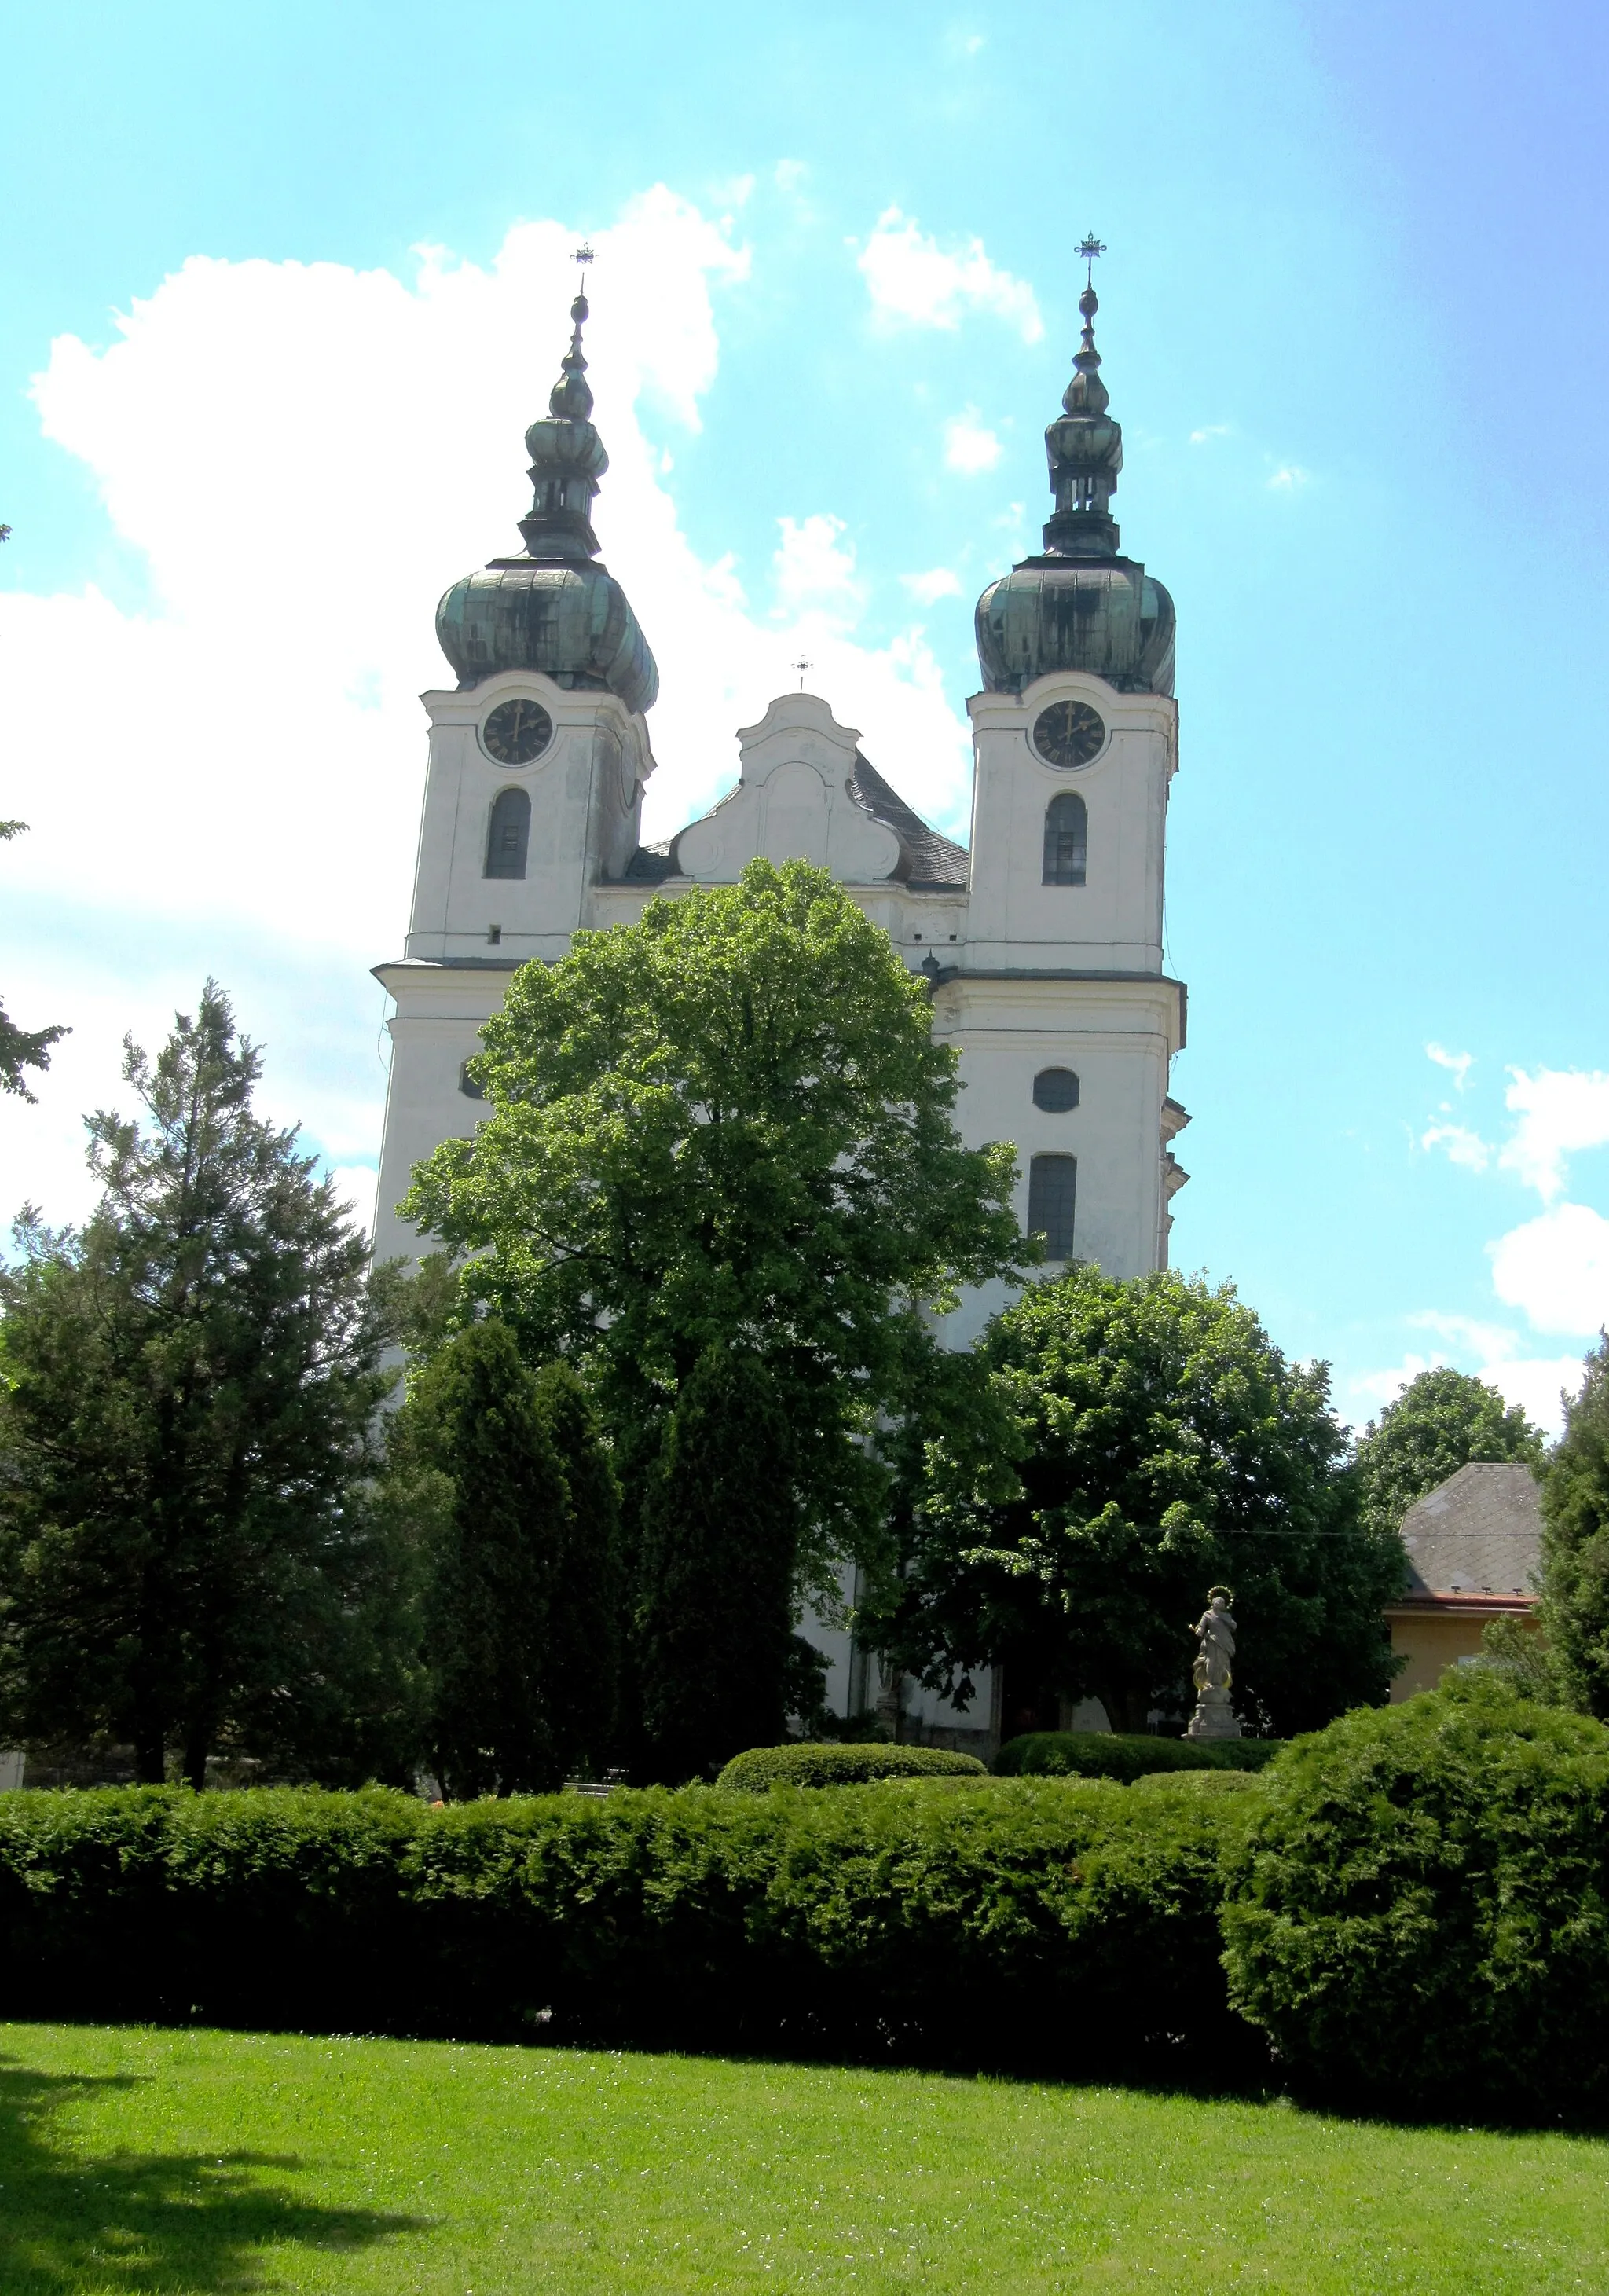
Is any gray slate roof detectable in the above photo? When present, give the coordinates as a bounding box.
[621,754,969,892]
[1398,1462,1542,1598]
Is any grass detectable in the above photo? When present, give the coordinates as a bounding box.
[2,2023,1607,2293]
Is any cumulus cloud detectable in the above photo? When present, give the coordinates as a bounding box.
[942,411,1002,474]
[1347,1312,1587,1437]
[901,567,963,605]
[1189,424,1230,445]
[1427,1042,1473,1091]
[1490,1202,1609,1337]
[1497,1066,1609,1202]
[1266,464,1311,492]
[1420,1122,1490,1172]
[0,188,978,1232]
[856,207,1042,342]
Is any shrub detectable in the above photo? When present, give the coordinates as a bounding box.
[717,1743,986,1790]
[1220,1672,1609,2114]
[0,1775,1259,2075]
[995,1733,1283,1783]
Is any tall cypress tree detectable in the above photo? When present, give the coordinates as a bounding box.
[398,1319,567,1796]
[532,1362,624,1780]
[636,1344,797,1782]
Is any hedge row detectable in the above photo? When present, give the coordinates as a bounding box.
[995,1733,1284,1783]
[0,1770,1259,2076]
[4,1675,1607,2114]
[717,1743,987,1789]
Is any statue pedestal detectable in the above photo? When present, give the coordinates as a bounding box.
[1186,1685,1241,1740]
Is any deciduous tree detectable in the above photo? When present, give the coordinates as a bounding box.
[885,1266,1406,1737]
[401,859,1027,1728]
[1353,1366,1544,1539]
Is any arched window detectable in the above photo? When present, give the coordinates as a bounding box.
[485,787,531,879]
[1028,1154,1077,1260]
[1032,1067,1080,1113]
[1043,792,1087,886]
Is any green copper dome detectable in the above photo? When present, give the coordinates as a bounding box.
[435,284,659,716]
[975,277,1175,699]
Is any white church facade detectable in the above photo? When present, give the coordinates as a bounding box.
[372,266,1189,1751]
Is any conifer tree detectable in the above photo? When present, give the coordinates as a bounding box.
[0,985,400,1784]
[636,1344,797,1781]
[532,1361,624,1780]
[1539,1336,1609,1715]
[398,1320,568,1795]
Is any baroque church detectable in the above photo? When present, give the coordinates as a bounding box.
[372,266,1188,1751]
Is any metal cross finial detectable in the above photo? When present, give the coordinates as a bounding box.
[573,240,595,290]
[1077,233,1107,285]
[793,654,812,691]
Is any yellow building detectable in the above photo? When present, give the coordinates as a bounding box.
[1385,1462,1542,1700]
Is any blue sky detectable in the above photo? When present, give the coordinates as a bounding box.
[2,0,1606,1428]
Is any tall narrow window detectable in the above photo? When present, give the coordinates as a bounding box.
[485,787,531,879]
[1028,1154,1077,1260]
[1043,792,1087,886]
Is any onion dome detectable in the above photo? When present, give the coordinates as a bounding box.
[435,281,659,716]
[975,259,1175,698]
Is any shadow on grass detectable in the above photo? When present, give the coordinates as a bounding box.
[0,2059,426,2293]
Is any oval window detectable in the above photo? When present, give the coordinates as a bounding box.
[1033,1068,1080,1113]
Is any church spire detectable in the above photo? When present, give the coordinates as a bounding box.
[516,246,609,563]
[434,243,659,713]
[1041,234,1123,559]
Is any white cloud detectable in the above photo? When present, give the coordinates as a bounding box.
[1345,1312,1588,1438]
[856,207,1043,342]
[901,567,963,605]
[772,513,863,622]
[328,1161,379,1240]
[942,411,1002,474]
[1490,1202,1609,1337]
[1266,464,1311,492]
[1427,1042,1473,1091]
[1421,1122,1490,1172]
[1497,1066,1609,1202]
[0,189,978,1234]
[774,159,808,194]
[1189,424,1230,445]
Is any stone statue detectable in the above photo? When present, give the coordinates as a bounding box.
[1186,1586,1242,1740]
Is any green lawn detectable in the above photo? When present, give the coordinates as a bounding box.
[2,2023,1606,2294]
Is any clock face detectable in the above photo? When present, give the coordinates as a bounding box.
[482,697,553,766]
[1032,700,1106,769]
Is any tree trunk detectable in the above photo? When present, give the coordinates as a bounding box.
[1104,1685,1153,1737]
[181,1722,211,1791]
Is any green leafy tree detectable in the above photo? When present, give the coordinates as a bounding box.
[0,985,401,1784]
[395,1321,568,1795]
[1353,1366,1544,1539]
[1538,1335,1609,1715]
[0,821,68,1100]
[885,1266,1405,1737]
[636,1343,799,1781]
[532,1360,624,1780]
[401,857,1026,1627]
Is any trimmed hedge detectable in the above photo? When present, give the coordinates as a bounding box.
[1222,1672,1609,2116]
[717,1743,987,1790]
[0,1775,1259,2074]
[995,1733,1285,1783]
